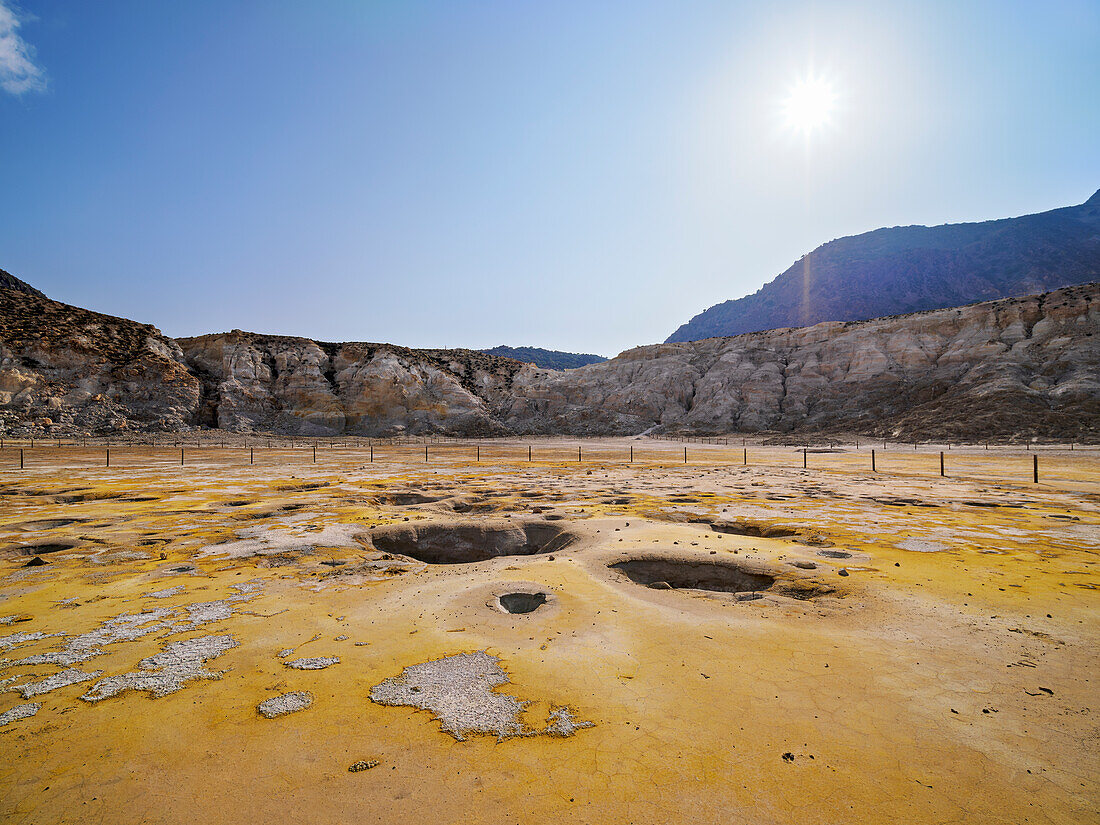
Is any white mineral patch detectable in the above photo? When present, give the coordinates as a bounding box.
[174,599,235,629]
[81,634,239,702]
[12,609,173,667]
[544,706,596,737]
[145,585,185,599]
[171,585,258,632]
[14,668,103,698]
[6,566,54,582]
[0,702,40,726]
[370,651,593,742]
[0,630,64,653]
[258,690,313,718]
[284,656,339,670]
[896,539,949,553]
[196,522,365,560]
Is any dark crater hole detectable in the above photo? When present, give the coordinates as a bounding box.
[370,521,575,565]
[710,520,799,539]
[22,518,86,530]
[611,557,776,594]
[498,592,547,614]
[4,540,80,557]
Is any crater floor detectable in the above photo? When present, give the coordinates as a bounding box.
[0,437,1097,824]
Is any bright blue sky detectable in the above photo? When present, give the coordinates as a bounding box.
[1,1,1097,354]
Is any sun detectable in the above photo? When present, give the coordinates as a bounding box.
[781,73,838,136]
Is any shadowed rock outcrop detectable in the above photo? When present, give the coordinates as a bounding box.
[0,288,200,433]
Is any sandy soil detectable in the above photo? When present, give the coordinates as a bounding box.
[0,438,1097,824]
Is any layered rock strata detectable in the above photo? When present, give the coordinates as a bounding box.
[2,282,1097,440]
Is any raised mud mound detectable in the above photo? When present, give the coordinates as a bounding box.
[369,520,575,564]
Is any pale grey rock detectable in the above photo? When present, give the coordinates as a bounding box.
[0,631,64,653]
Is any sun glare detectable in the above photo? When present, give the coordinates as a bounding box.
[781,73,838,136]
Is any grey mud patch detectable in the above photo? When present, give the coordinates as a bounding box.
[896,539,949,553]
[197,522,368,560]
[81,635,239,702]
[0,702,40,726]
[369,650,593,742]
[258,690,313,718]
[14,668,103,699]
[284,656,339,670]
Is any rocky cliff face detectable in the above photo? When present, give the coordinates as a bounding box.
[666,189,1100,342]
[0,289,200,433]
[2,282,1097,440]
[0,268,46,299]
[176,332,524,436]
[507,282,1099,440]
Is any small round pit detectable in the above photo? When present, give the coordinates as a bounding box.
[497,592,548,614]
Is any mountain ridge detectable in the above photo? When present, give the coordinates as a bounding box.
[480,346,607,370]
[666,189,1100,342]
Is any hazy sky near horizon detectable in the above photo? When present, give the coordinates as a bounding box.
[1,1,1097,355]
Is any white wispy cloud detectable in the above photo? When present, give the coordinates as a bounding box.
[0,1,46,95]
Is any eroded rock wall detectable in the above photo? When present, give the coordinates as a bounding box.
[0,290,200,433]
[2,282,1097,439]
[176,332,523,436]
[505,283,1100,439]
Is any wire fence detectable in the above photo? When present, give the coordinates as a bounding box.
[2,435,1097,490]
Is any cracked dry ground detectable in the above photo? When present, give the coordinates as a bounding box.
[0,439,1097,824]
